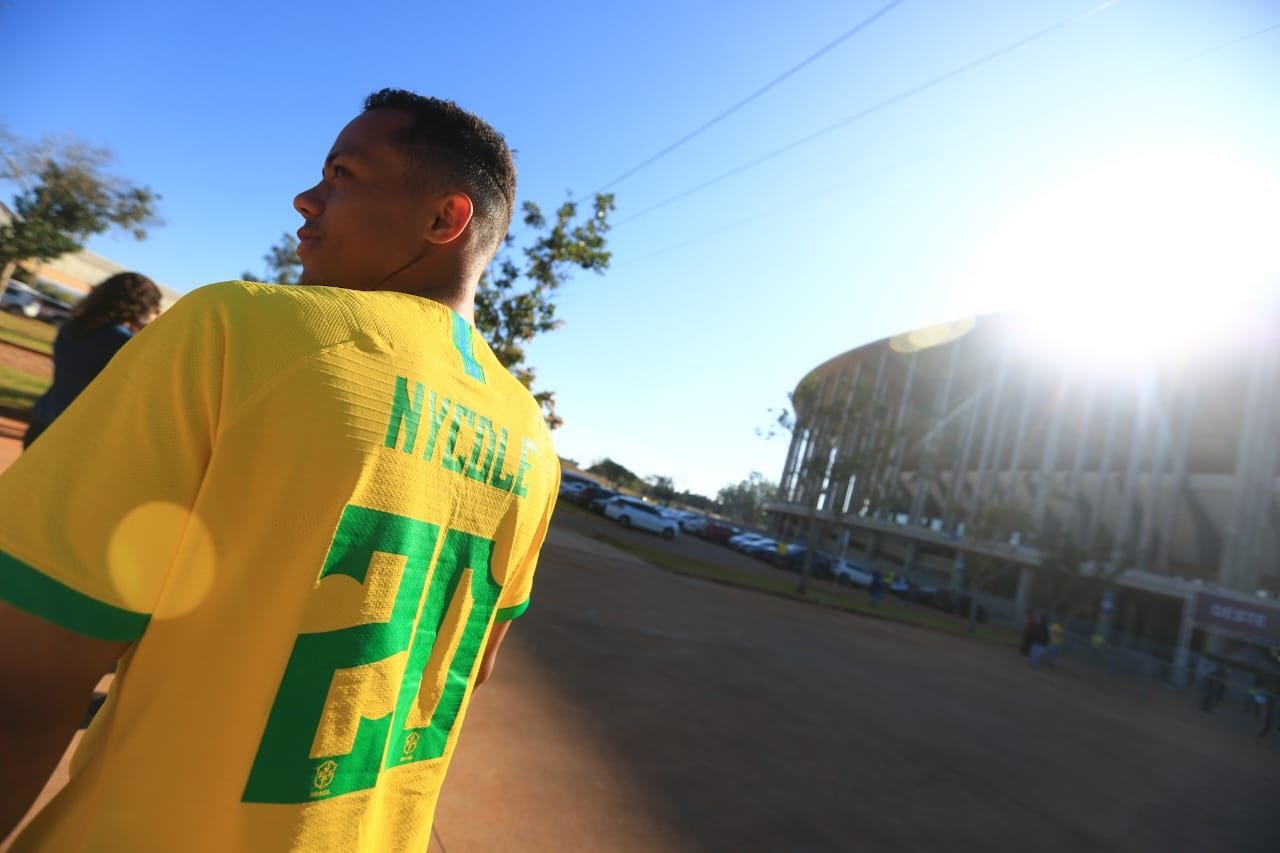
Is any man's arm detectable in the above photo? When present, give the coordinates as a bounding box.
[474,620,511,687]
[0,600,129,840]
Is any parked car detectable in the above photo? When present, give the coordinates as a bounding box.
[579,486,619,512]
[1,281,41,319]
[5,283,75,324]
[831,560,875,587]
[679,515,707,533]
[889,578,936,603]
[728,532,769,551]
[34,293,74,324]
[740,538,779,558]
[698,522,740,544]
[603,496,679,539]
[559,481,588,497]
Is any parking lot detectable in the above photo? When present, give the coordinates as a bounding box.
[553,502,978,627]
[431,512,1280,852]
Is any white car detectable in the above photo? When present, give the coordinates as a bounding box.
[604,497,679,539]
[728,533,769,551]
[831,560,874,587]
[1,281,41,319]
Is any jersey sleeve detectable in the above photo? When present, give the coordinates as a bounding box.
[0,286,227,642]
[494,463,559,622]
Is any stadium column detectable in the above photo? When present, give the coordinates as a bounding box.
[853,347,890,514]
[1110,374,1152,571]
[1154,384,1195,575]
[1171,590,1197,688]
[824,368,859,513]
[1065,371,1100,547]
[834,362,865,516]
[883,351,919,521]
[1218,320,1280,596]
[944,365,983,533]
[970,330,1012,516]
[1135,376,1174,573]
[1084,389,1124,556]
[1031,365,1069,533]
[1014,566,1035,626]
[999,367,1036,507]
[914,338,962,524]
[780,419,803,503]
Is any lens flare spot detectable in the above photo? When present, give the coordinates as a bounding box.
[107,501,216,619]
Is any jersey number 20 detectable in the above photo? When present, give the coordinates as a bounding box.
[243,504,501,803]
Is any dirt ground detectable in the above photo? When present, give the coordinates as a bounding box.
[4,433,1278,850]
[433,516,1280,852]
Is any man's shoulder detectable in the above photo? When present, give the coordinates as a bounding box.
[179,280,344,314]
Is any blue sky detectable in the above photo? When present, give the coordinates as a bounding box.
[5,0,1278,495]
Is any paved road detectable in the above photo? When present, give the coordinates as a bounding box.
[434,518,1280,852]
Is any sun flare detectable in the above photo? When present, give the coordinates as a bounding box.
[970,146,1280,365]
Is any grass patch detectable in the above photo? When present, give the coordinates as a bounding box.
[0,364,49,413]
[0,313,55,355]
[594,533,1019,648]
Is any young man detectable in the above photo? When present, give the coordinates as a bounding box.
[0,89,559,851]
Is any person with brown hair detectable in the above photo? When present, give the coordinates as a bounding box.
[23,271,163,447]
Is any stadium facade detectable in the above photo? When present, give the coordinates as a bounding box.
[767,298,1280,671]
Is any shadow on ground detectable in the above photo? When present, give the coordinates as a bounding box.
[472,513,1280,852]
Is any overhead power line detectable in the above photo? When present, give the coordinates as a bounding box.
[1190,20,1280,59]
[587,0,908,197]
[613,15,1279,270]
[612,0,1121,229]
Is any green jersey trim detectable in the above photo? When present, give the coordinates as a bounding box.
[450,313,487,384]
[494,598,529,622]
[0,549,150,642]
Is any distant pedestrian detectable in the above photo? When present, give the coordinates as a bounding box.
[1020,613,1036,656]
[869,570,885,606]
[23,271,162,448]
[1258,687,1276,738]
[1046,618,1064,666]
[1028,614,1050,668]
[1199,662,1226,713]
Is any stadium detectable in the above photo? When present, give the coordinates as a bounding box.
[767,293,1280,677]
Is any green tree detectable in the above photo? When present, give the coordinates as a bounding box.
[587,457,640,490]
[241,232,301,284]
[674,490,714,511]
[476,194,613,428]
[0,126,162,285]
[716,472,777,526]
[647,475,676,505]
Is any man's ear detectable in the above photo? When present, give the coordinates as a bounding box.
[425,192,474,245]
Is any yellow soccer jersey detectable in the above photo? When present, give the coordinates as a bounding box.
[0,282,559,852]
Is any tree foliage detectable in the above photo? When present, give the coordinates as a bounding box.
[242,232,301,284]
[646,475,676,505]
[475,193,613,428]
[716,472,777,526]
[587,457,640,490]
[0,126,161,280]
[674,490,714,511]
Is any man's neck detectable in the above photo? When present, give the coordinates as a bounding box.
[381,280,475,324]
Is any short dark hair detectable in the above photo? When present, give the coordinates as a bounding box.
[67,272,162,336]
[363,88,516,254]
